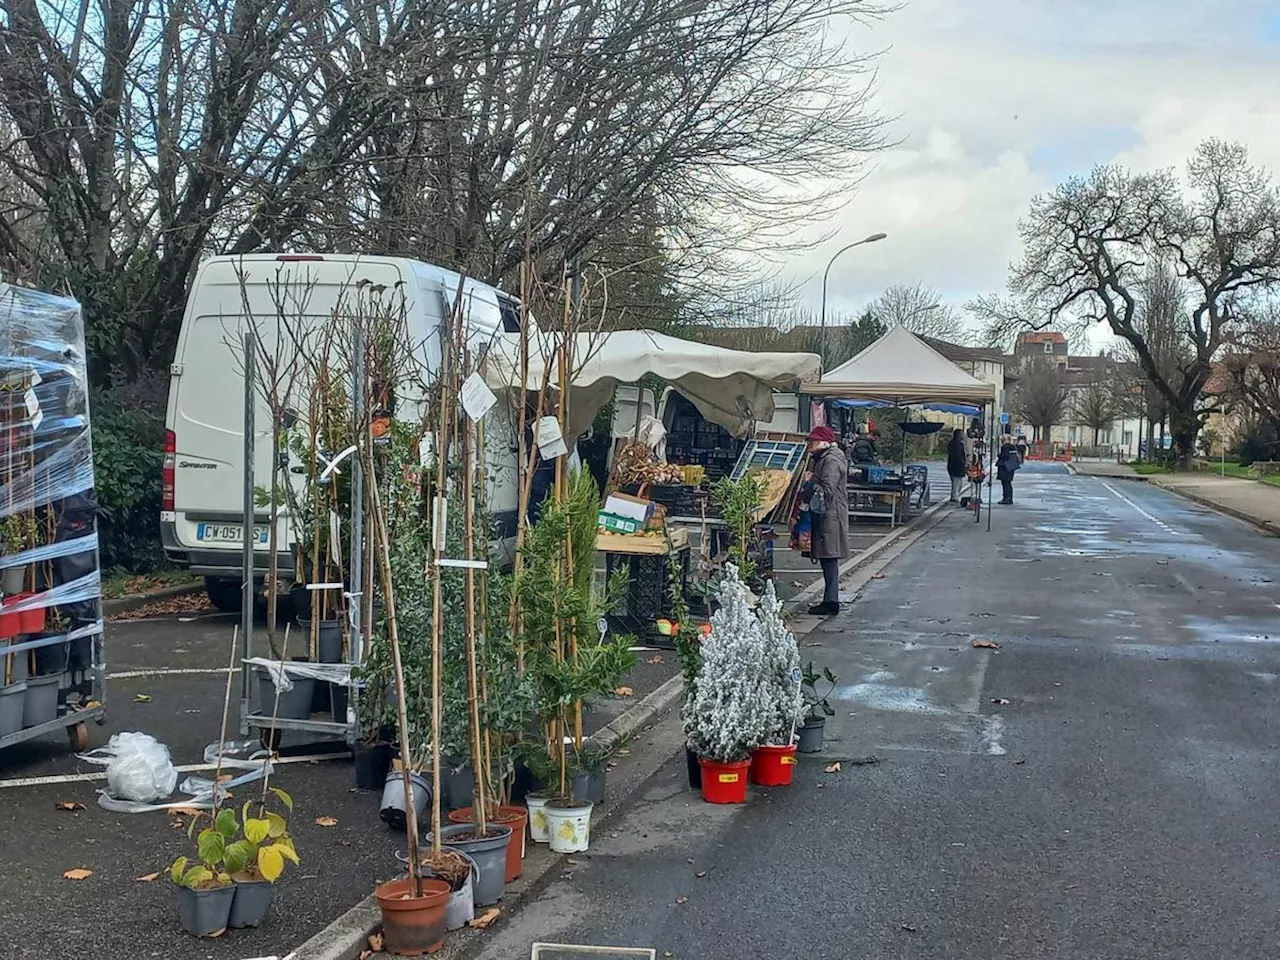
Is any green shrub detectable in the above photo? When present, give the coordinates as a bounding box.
[92,383,166,572]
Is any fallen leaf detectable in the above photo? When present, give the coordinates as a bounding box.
[169,806,201,817]
[675,896,688,904]
[825,762,841,773]
[313,816,339,827]
[695,870,707,878]
[63,868,93,881]
[972,639,1000,649]
[55,801,86,812]
[613,686,634,697]
[135,872,160,883]
[901,923,918,933]
[790,580,803,588]
[469,907,501,929]
[647,655,663,664]
[367,932,384,952]
[871,572,885,579]
[133,693,152,703]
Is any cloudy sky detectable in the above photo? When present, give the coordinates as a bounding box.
[780,0,1280,344]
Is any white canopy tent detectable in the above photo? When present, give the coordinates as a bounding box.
[483,329,822,440]
[803,325,996,405]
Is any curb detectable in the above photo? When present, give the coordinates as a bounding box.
[787,498,950,613]
[1149,481,1278,536]
[287,673,686,960]
[103,582,203,616]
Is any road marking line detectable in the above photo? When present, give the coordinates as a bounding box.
[108,667,232,679]
[1099,480,1182,535]
[0,752,343,789]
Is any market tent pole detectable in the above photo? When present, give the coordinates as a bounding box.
[987,401,994,532]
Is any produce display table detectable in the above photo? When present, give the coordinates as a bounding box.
[598,528,690,643]
[847,482,909,527]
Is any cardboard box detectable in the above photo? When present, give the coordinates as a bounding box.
[603,492,653,523]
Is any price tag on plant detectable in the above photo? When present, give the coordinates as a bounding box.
[535,415,568,459]
[459,370,498,421]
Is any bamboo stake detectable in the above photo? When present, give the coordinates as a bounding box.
[461,350,487,834]
[211,625,240,816]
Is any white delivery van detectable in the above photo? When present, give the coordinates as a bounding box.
[161,254,524,611]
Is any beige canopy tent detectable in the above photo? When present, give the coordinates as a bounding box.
[483,329,822,440]
[803,325,996,404]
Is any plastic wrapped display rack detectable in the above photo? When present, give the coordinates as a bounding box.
[0,283,105,752]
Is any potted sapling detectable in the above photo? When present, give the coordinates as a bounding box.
[226,789,300,928]
[684,564,769,804]
[170,809,239,937]
[0,512,38,597]
[797,660,838,753]
[749,579,804,786]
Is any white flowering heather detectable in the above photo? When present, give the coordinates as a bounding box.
[684,564,770,763]
[757,578,804,744]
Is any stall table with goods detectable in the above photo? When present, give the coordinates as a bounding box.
[0,284,105,752]
[597,490,690,643]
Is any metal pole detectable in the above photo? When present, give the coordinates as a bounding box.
[240,332,255,734]
[347,325,364,742]
[986,403,994,533]
[818,233,886,367]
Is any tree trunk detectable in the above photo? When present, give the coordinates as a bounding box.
[1145,418,1156,464]
[1169,406,1199,469]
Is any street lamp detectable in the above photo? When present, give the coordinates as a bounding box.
[819,232,888,365]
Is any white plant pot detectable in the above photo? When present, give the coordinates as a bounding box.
[545,799,593,854]
[526,793,552,843]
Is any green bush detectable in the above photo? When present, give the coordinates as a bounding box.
[92,384,166,573]
[1234,420,1280,467]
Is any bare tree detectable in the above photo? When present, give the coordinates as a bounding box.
[866,283,969,343]
[1218,303,1280,437]
[971,140,1280,466]
[1012,357,1069,441]
[1072,380,1118,447]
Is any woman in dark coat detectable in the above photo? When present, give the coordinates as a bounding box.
[996,436,1021,505]
[946,428,967,503]
[803,425,849,616]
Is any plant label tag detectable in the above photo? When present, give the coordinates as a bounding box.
[791,667,802,683]
[460,371,498,421]
[432,496,448,550]
[535,416,568,459]
[597,617,609,641]
[781,756,797,765]
[419,432,434,466]
[717,773,739,783]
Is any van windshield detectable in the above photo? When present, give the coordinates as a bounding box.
[498,295,521,333]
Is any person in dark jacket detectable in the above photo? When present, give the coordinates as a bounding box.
[996,436,1021,504]
[802,425,850,616]
[946,428,968,503]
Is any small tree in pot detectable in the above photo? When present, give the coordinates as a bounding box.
[749,579,804,785]
[684,564,769,803]
[797,661,838,753]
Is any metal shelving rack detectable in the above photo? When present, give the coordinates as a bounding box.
[0,283,106,753]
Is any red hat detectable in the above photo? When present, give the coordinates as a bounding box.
[806,425,836,443]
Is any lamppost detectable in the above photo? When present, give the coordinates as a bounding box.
[819,232,887,364]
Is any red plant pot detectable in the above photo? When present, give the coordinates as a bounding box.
[0,600,23,640]
[18,595,43,634]
[749,744,797,786]
[375,876,451,956]
[698,757,750,804]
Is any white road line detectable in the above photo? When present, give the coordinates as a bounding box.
[108,667,232,680]
[1099,480,1182,535]
[0,752,343,789]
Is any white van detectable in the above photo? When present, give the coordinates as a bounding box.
[162,254,524,611]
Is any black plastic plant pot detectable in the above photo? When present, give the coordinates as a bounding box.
[34,638,70,676]
[228,879,274,928]
[176,885,236,938]
[572,768,606,804]
[329,682,348,724]
[797,717,826,754]
[297,617,344,664]
[685,746,702,789]
[354,741,393,790]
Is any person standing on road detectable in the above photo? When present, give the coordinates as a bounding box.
[997,436,1021,505]
[946,428,968,503]
[802,425,850,616]
[1016,435,1028,464]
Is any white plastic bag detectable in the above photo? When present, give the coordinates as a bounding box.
[81,731,179,802]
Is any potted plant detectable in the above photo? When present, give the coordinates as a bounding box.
[170,808,239,937]
[396,846,477,932]
[684,563,769,804]
[226,789,300,928]
[797,660,838,753]
[0,512,38,596]
[749,579,804,786]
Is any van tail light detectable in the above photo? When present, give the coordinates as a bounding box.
[162,430,176,513]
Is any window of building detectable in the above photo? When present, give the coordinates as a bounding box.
[1043,341,1054,353]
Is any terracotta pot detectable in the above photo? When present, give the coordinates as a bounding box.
[375,876,450,956]
[447,805,528,881]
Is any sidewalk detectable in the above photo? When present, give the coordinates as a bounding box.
[1150,474,1280,532]
[1068,461,1140,479]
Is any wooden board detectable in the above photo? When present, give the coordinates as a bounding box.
[596,527,689,555]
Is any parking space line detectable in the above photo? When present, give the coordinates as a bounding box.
[0,752,344,789]
[108,667,232,679]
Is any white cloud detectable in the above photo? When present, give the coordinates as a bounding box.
[776,0,1280,344]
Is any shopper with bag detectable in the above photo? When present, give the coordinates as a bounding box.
[997,435,1021,505]
[801,425,849,616]
[946,428,968,503]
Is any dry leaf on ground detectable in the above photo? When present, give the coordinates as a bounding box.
[55,801,86,812]
[135,872,160,883]
[613,686,634,697]
[133,693,153,703]
[825,762,842,773]
[367,932,384,952]
[647,655,663,664]
[313,816,339,827]
[871,572,885,579]
[695,870,707,878]
[111,594,213,622]
[675,896,688,904]
[170,806,201,817]
[63,868,93,880]
[971,639,1000,649]
[469,907,501,929]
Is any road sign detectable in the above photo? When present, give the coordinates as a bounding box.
[999,412,1010,425]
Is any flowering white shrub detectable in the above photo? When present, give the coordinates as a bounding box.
[756,578,804,745]
[684,564,770,762]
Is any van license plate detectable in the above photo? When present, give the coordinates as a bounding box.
[196,523,269,545]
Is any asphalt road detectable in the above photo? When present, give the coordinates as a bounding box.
[470,463,1280,960]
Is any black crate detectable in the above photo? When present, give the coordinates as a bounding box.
[605,547,689,643]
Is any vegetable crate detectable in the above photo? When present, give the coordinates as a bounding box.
[604,547,689,646]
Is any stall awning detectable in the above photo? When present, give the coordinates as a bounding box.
[483,329,821,439]
[804,325,996,404]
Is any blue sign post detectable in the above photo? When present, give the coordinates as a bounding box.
[999,412,1010,426]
